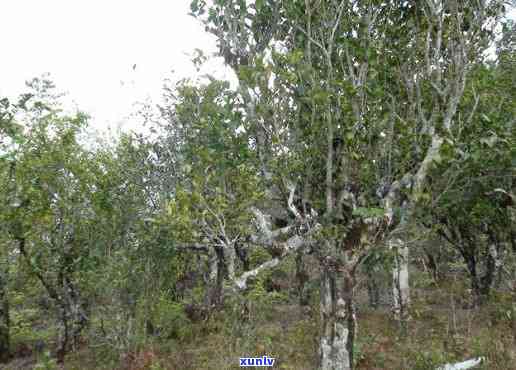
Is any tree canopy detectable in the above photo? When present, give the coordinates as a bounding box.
[0,2,514,370]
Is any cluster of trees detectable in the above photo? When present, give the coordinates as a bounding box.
[0,1,514,369]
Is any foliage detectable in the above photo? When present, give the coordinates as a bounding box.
[0,2,514,369]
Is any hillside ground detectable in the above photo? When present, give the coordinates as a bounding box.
[3,260,515,370]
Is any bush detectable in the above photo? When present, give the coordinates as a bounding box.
[146,294,192,341]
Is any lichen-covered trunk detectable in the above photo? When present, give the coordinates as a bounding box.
[235,242,250,271]
[56,302,70,364]
[391,239,410,326]
[422,240,444,282]
[56,280,88,364]
[205,242,237,308]
[0,266,9,363]
[462,240,504,306]
[364,256,384,309]
[68,293,88,350]
[224,244,236,282]
[296,251,309,306]
[366,267,381,309]
[481,241,503,293]
[319,265,355,370]
[462,249,483,306]
[205,246,225,307]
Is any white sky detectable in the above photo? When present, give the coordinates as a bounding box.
[1,1,514,136]
[0,0,229,134]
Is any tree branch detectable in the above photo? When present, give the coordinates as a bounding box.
[234,231,316,290]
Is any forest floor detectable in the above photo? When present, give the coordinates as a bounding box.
[2,266,516,370]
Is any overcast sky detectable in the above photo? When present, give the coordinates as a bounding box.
[1,1,515,135]
[0,0,229,134]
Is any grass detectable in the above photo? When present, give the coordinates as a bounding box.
[2,267,515,370]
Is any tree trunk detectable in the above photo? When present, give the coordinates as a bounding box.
[319,264,355,370]
[463,250,483,306]
[462,240,503,306]
[423,241,443,282]
[56,302,69,364]
[0,266,9,363]
[65,280,88,350]
[224,243,236,282]
[235,242,250,271]
[295,251,309,306]
[54,274,89,364]
[482,240,504,291]
[205,242,237,308]
[205,246,225,308]
[366,267,381,309]
[391,239,410,327]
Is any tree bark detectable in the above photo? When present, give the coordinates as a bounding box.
[65,279,88,350]
[460,240,504,306]
[205,246,225,308]
[483,238,504,291]
[423,247,441,282]
[56,279,88,364]
[319,263,355,370]
[235,242,250,271]
[295,250,310,306]
[56,302,69,364]
[391,239,410,326]
[366,266,381,309]
[224,243,236,282]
